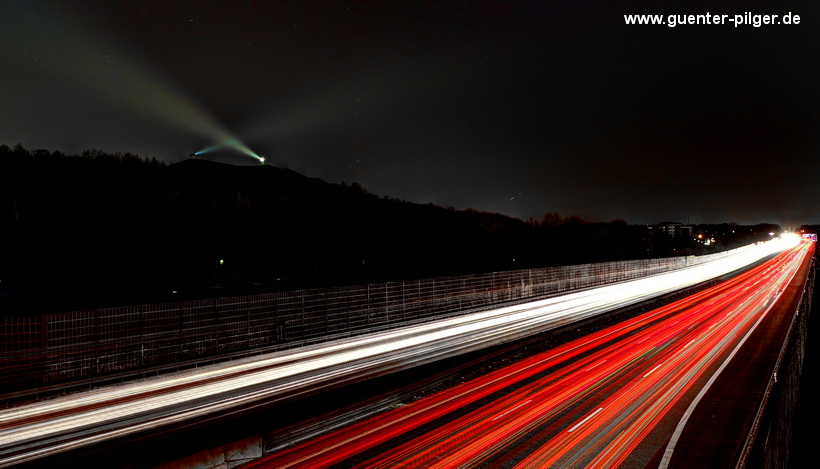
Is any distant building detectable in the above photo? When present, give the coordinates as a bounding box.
[648,221,694,239]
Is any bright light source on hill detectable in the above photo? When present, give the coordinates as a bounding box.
[193,136,264,164]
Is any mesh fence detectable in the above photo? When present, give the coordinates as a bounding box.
[0,249,742,396]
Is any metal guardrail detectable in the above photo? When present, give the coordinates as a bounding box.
[1,248,746,397]
[735,254,815,468]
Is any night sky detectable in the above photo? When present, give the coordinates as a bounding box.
[1,0,818,226]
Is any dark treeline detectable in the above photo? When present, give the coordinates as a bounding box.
[798,225,820,235]
[0,144,782,313]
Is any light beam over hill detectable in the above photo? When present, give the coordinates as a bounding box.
[2,1,257,163]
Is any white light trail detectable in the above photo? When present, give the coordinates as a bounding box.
[0,239,804,467]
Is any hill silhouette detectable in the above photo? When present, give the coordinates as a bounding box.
[0,144,778,313]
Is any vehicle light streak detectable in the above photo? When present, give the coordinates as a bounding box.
[0,238,808,467]
[246,240,811,468]
[567,408,605,433]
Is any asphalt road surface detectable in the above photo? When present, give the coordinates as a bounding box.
[243,241,813,468]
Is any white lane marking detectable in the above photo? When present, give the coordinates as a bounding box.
[568,407,604,433]
[493,400,532,421]
[583,360,606,372]
[643,364,663,378]
[659,280,794,467]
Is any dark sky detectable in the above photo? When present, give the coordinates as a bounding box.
[1,1,818,226]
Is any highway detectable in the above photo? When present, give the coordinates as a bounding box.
[247,240,813,468]
[0,236,807,467]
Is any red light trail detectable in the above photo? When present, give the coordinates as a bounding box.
[247,241,813,468]
[0,239,807,467]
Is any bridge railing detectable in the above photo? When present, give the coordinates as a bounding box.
[0,247,745,398]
